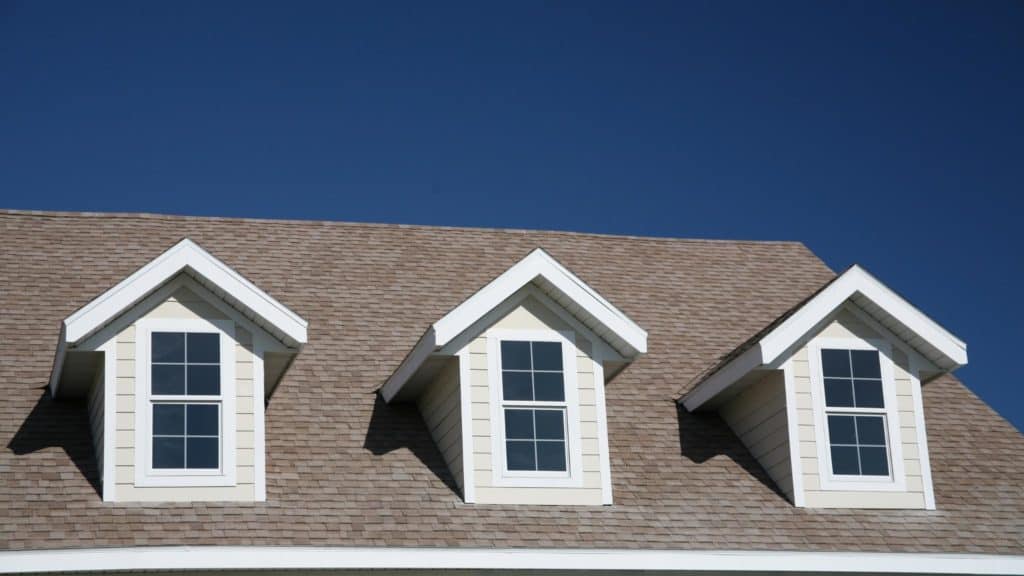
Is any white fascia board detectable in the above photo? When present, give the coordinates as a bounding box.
[1,546,1021,575]
[682,265,967,411]
[759,265,966,367]
[433,248,647,354]
[62,238,308,346]
[380,328,437,402]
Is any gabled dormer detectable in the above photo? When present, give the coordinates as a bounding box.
[381,248,647,505]
[50,239,307,502]
[681,265,967,509]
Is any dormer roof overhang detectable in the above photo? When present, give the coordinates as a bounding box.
[49,238,308,397]
[381,248,648,403]
[681,265,967,411]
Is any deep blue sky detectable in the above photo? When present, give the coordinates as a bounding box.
[1,1,1021,430]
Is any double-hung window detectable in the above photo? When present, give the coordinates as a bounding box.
[820,348,890,477]
[136,318,236,487]
[500,340,569,473]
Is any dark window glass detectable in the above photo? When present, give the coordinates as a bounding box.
[504,409,534,440]
[506,441,536,471]
[187,365,220,395]
[821,349,851,378]
[827,415,857,445]
[153,404,184,435]
[531,342,563,371]
[186,437,219,469]
[859,447,889,476]
[534,410,565,440]
[502,371,533,401]
[500,341,532,370]
[152,332,185,363]
[153,437,185,469]
[850,350,881,379]
[536,441,567,471]
[187,333,220,364]
[187,404,218,436]
[855,415,886,445]
[152,365,185,395]
[533,372,565,402]
[853,380,884,409]
[830,446,860,475]
[823,379,854,407]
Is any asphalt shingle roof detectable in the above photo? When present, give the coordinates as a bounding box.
[1,210,1021,553]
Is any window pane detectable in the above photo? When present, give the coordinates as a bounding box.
[500,341,532,370]
[152,332,185,363]
[855,415,887,446]
[850,350,881,379]
[187,365,220,395]
[504,409,535,439]
[534,409,565,440]
[859,446,889,476]
[186,437,219,469]
[153,436,185,469]
[152,364,185,395]
[827,415,857,445]
[502,371,533,401]
[533,372,565,402]
[187,404,218,436]
[821,349,850,378]
[853,379,884,408]
[536,440,567,471]
[824,378,854,407]
[187,333,220,364]
[531,342,563,371]
[506,440,536,471]
[153,404,184,435]
[830,446,860,475]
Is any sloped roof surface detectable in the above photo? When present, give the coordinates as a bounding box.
[1,210,1021,553]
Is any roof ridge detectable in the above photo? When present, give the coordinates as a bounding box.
[0,208,809,247]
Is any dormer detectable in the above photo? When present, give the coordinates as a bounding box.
[49,239,307,502]
[681,265,967,509]
[381,248,647,505]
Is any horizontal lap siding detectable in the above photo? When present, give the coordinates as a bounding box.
[418,358,463,491]
[472,297,602,506]
[720,371,793,502]
[799,310,926,508]
[112,286,256,502]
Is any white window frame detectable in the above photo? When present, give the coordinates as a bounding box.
[807,336,906,492]
[134,317,237,487]
[487,329,584,488]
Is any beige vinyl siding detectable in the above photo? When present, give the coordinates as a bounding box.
[418,357,463,491]
[112,286,257,502]
[471,296,603,506]
[795,308,926,509]
[87,361,104,484]
[719,371,793,501]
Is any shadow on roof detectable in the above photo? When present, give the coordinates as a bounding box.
[362,393,462,498]
[677,404,787,501]
[7,387,101,498]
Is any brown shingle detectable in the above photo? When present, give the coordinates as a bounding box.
[0,209,1021,554]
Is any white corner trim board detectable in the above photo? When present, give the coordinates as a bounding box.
[682,265,968,411]
[381,248,648,402]
[62,238,308,348]
[1,547,1022,575]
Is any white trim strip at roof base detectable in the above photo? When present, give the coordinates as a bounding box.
[1,546,1021,575]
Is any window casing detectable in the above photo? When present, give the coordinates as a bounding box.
[135,318,237,487]
[807,337,906,492]
[488,329,583,487]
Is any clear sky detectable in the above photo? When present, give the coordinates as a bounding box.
[1,1,1021,430]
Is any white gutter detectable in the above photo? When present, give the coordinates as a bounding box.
[1,547,1021,574]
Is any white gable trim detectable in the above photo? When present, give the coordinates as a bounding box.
[381,248,646,402]
[1,546,1021,575]
[63,238,307,347]
[682,265,967,411]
